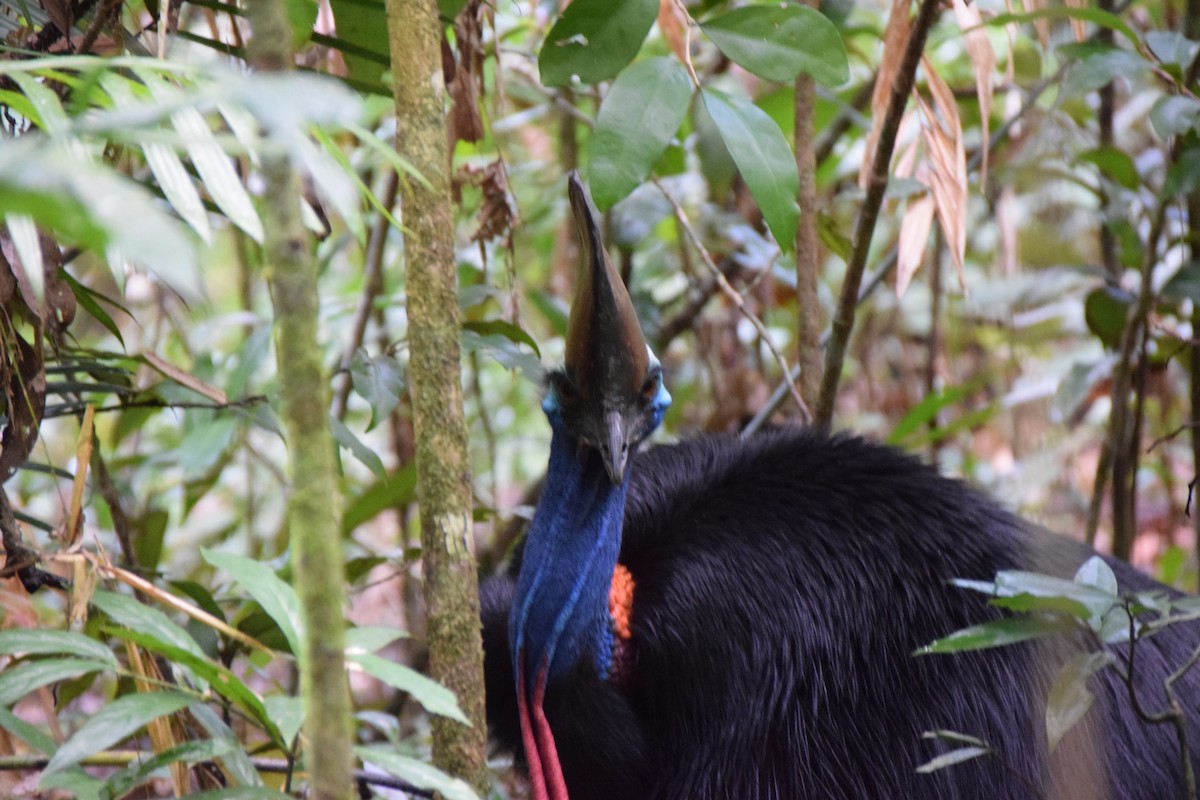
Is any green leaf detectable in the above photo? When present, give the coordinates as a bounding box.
[349,652,469,724]
[700,88,798,249]
[1150,95,1200,139]
[538,0,658,87]
[328,0,392,87]
[203,549,304,662]
[285,0,319,45]
[990,9,1139,48]
[263,695,306,746]
[1164,147,1200,198]
[461,319,541,358]
[345,626,408,654]
[1077,146,1139,191]
[916,617,1075,654]
[330,415,388,478]
[1084,285,1132,350]
[701,6,848,86]
[989,593,1092,618]
[350,349,405,431]
[106,738,241,799]
[356,746,481,800]
[0,629,117,666]
[187,703,264,788]
[0,706,59,754]
[1073,556,1118,595]
[104,627,282,747]
[1164,261,1200,303]
[1059,44,1148,98]
[1145,31,1199,70]
[168,790,293,800]
[60,272,126,347]
[887,381,979,444]
[343,464,417,534]
[589,57,693,211]
[1046,651,1112,752]
[0,658,114,706]
[43,691,194,775]
[916,746,992,773]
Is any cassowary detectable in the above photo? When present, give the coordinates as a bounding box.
[479,174,1200,800]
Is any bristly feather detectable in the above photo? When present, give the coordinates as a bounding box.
[483,427,1200,800]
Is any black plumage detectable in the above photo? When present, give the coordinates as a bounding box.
[481,174,1200,800]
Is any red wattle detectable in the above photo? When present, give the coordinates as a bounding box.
[515,657,570,800]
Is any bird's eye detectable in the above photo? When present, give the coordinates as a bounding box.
[641,372,659,401]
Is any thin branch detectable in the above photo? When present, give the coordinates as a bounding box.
[653,179,810,421]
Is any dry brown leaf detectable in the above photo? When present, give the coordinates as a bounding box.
[996,184,1019,275]
[914,78,967,293]
[68,557,96,632]
[143,351,228,404]
[1063,0,1087,42]
[124,639,189,793]
[951,0,995,186]
[860,0,913,188]
[1023,0,1050,48]
[897,192,936,297]
[0,324,46,481]
[892,111,922,178]
[659,0,689,65]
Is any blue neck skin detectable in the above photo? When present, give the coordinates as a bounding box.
[510,419,628,692]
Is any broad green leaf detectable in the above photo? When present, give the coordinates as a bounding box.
[1150,95,1200,139]
[989,594,1091,618]
[701,6,848,86]
[1046,651,1112,752]
[331,415,388,478]
[539,0,658,87]
[43,691,194,775]
[1145,30,1200,69]
[1059,44,1147,98]
[90,588,207,657]
[106,738,240,799]
[349,652,469,724]
[916,746,991,773]
[188,703,263,787]
[916,617,1075,654]
[1073,556,1118,595]
[0,630,116,666]
[0,658,113,706]
[303,129,365,241]
[701,88,798,249]
[1084,285,1132,350]
[285,0,319,45]
[328,0,392,88]
[1163,261,1200,303]
[589,57,693,211]
[202,548,304,662]
[37,770,105,800]
[461,319,541,357]
[350,349,405,431]
[263,695,305,745]
[1077,146,1139,190]
[60,272,126,346]
[343,465,417,534]
[1164,147,1200,198]
[356,746,481,800]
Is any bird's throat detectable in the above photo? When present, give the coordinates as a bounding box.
[511,428,628,692]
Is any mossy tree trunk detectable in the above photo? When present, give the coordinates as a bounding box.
[384,0,490,792]
[244,4,354,800]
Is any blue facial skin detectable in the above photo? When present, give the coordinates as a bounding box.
[511,366,671,692]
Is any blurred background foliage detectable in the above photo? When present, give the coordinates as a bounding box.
[0,0,1197,796]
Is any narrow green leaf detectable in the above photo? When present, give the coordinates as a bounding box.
[5,212,45,303]
[43,691,194,775]
[356,746,481,800]
[331,415,388,478]
[89,589,208,659]
[0,658,113,706]
[701,6,848,86]
[187,703,263,788]
[988,8,1139,47]
[916,746,992,773]
[1046,651,1112,752]
[989,594,1091,618]
[349,652,469,724]
[105,738,240,799]
[0,705,60,754]
[349,349,405,431]
[343,465,417,534]
[916,617,1075,654]
[700,88,798,249]
[538,0,658,87]
[202,548,304,662]
[461,319,541,357]
[9,72,69,134]
[888,381,979,444]
[104,627,282,747]
[171,105,264,242]
[589,57,693,211]
[345,626,409,655]
[0,630,117,666]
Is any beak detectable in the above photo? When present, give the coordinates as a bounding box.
[602,408,630,485]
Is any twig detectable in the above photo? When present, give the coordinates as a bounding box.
[653,179,811,421]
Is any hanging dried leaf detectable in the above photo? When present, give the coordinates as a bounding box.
[860,0,912,188]
[1023,0,1050,48]
[916,58,968,292]
[897,192,936,297]
[462,160,515,245]
[658,0,689,65]
[447,1,485,145]
[1063,0,1088,42]
[996,184,1019,275]
[143,352,228,404]
[951,0,995,186]
[0,321,46,480]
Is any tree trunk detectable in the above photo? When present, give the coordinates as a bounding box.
[244,4,354,800]
[384,0,490,791]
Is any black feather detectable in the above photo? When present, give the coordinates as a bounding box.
[481,427,1200,799]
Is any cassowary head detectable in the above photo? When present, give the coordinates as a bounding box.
[542,173,671,483]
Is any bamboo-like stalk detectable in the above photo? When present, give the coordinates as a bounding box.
[243,4,354,800]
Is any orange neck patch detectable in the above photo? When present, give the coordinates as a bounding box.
[608,563,635,640]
